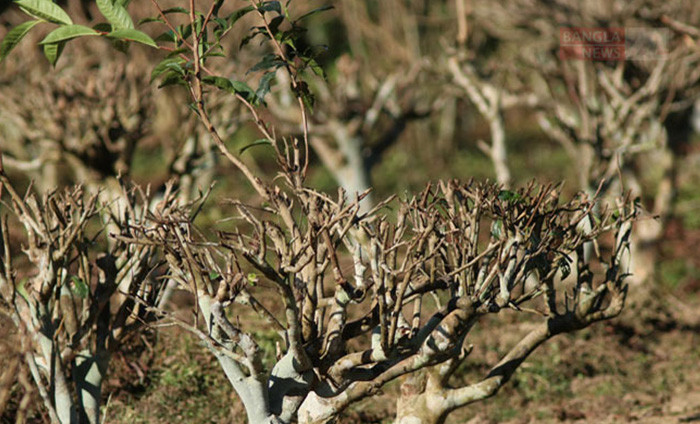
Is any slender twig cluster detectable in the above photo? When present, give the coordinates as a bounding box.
[124,158,636,422]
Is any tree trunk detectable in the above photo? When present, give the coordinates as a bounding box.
[74,349,109,424]
[297,392,341,424]
[395,372,449,424]
[330,132,373,212]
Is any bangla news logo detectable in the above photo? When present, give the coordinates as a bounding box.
[559,27,669,61]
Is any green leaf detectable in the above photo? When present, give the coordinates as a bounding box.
[70,275,90,298]
[158,72,187,88]
[111,38,130,53]
[248,53,285,73]
[161,6,189,14]
[293,80,314,111]
[267,15,284,35]
[231,80,256,102]
[306,57,326,79]
[151,57,186,81]
[93,22,113,32]
[212,0,225,16]
[296,5,333,21]
[165,47,188,57]
[201,75,256,101]
[138,16,164,25]
[15,0,72,25]
[277,25,305,45]
[177,23,193,42]
[139,8,190,25]
[40,25,98,44]
[225,5,254,25]
[299,88,315,112]
[154,31,176,43]
[239,28,266,48]
[247,272,258,285]
[43,40,66,65]
[0,19,41,62]
[96,0,134,30]
[498,190,523,202]
[107,28,157,47]
[257,1,281,14]
[255,71,276,104]
[202,75,234,91]
[490,219,503,238]
[203,50,225,59]
[212,16,227,40]
[240,138,272,154]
